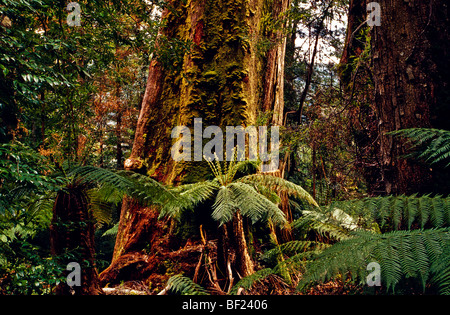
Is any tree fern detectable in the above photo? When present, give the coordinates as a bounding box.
[297,228,450,293]
[158,157,319,227]
[389,128,450,167]
[324,195,450,232]
[237,174,319,208]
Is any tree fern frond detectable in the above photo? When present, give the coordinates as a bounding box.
[86,189,115,226]
[292,209,353,242]
[389,128,450,167]
[229,268,274,294]
[69,166,133,191]
[261,240,329,265]
[237,174,318,207]
[166,274,209,295]
[161,181,219,220]
[430,243,450,295]
[297,228,450,293]
[211,185,237,224]
[325,195,450,232]
[228,182,286,226]
[102,222,119,238]
[69,166,175,207]
[210,182,286,226]
[125,171,175,205]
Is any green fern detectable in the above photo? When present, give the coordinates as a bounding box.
[159,180,219,220]
[389,128,450,167]
[430,243,450,294]
[160,157,318,227]
[261,240,329,264]
[237,174,319,208]
[166,274,209,295]
[325,195,450,231]
[229,268,274,294]
[292,207,355,242]
[71,166,177,205]
[297,228,450,293]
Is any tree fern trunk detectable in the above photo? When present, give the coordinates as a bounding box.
[50,184,103,295]
[102,0,289,285]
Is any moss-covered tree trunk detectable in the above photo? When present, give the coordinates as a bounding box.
[341,0,450,195]
[101,0,290,285]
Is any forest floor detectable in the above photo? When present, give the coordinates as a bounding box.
[99,238,363,295]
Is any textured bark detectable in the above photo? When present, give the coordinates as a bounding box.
[341,0,450,195]
[339,0,367,67]
[371,0,449,195]
[262,0,290,125]
[103,0,290,284]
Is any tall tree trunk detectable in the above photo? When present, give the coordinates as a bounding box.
[101,0,289,285]
[341,0,450,195]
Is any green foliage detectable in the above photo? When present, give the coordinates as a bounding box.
[261,240,330,265]
[238,174,319,208]
[297,228,450,293]
[390,128,450,167]
[229,268,274,294]
[323,194,450,232]
[0,240,73,295]
[430,243,450,294]
[166,274,209,295]
[0,0,164,164]
[160,158,317,227]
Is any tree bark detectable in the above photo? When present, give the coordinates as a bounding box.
[102,0,290,285]
[50,185,103,295]
[341,0,450,195]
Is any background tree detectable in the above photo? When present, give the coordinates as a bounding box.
[340,0,450,195]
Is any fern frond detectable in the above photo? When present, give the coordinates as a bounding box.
[229,268,274,294]
[430,243,450,294]
[69,166,133,191]
[297,228,450,293]
[292,209,353,242]
[261,240,329,266]
[325,195,450,232]
[161,181,219,220]
[102,222,119,238]
[211,185,237,224]
[125,171,175,205]
[86,189,115,226]
[210,182,286,226]
[237,174,318,207]
[389,128,450,167]
[69,166,175,207]
[166,274,209,295]
[228,182,286,226]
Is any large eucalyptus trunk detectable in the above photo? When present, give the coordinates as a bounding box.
[341,0,450,195]
[101,0,289,285]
